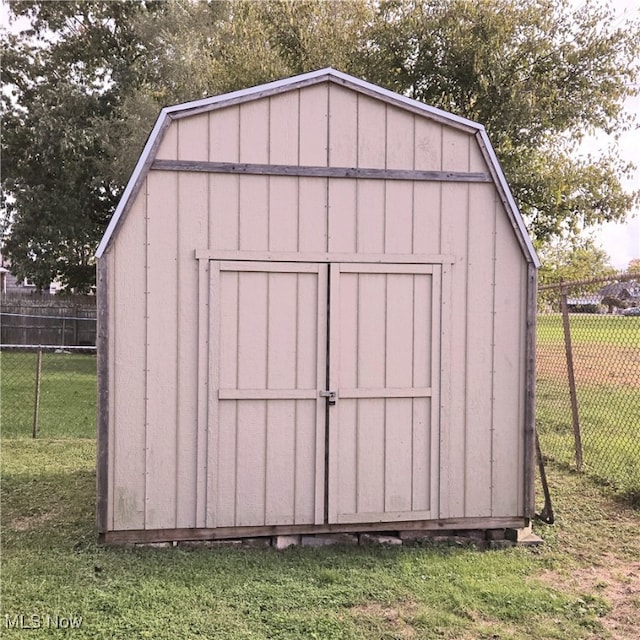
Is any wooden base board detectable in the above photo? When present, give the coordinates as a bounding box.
[100,516,528,545]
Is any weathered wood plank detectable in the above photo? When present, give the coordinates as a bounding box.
[384,398,413,513]
[357,95,386,169]
[197,251,448,267]
[96,257,109,533]
[144,170,179,530]
[175,116,209,527]
[438,183,469,518]
[492,202,526,517]
[385,181,413,253]
[357,181,385,253]
[269,91,299,164]
[112,194,148,531]
[523,264,538,518]
[239,99,269,164]
[102,515,528,545]
[299,83,328,166]
[219,389,317,400]
[265,400,296,525]
[339,387,432,399]
[329,84,358,166]
[195,258,209,527]
[151,159,492,182]
[386,106,414,170]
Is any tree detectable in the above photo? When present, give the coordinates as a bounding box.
[2,0,639,291]
[537,236,616,287]
[627,258,640,275]
[536,236,617,311]
[1,0,161,292]
[1,0,373,291]
[365,0,640,243]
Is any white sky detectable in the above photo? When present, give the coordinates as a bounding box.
[2,1,639,269]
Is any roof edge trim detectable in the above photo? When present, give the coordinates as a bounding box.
[96,109,171,258]
[475,128,540,267]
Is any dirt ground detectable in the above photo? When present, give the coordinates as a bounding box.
[537,344,640,388]
[540,556,640,640]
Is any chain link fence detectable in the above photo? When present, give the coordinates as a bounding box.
[537,272,640,501]
[0,345,96,438]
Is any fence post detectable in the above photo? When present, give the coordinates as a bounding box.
[560,287,583,471]
[32,347,43,439]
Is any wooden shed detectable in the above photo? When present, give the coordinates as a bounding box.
[96,69,540,544]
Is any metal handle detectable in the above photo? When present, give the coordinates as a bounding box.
[319,390,337,405]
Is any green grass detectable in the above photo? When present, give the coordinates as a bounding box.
[537,314,640,347]
[0,351,96,438]
[4,438,637,640]
[2,322,638,637]
[537,314,640,346]
[537,381,640,498]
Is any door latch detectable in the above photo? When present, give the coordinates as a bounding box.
[319,390,337,405]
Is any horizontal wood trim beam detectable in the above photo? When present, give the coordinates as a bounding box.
[195,250,456,265]
[219,261,321,274]
[152,159,492,183]
[336,264,434,274]
[334,509,433,524]
[339,387,432,399]
[217,388,431,400]
[100,516,528,545]
[219,389,317,400]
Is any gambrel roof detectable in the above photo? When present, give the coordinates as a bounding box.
[96,68,539,267]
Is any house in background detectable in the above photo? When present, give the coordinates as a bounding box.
[0,253,62,296]
[599,281,640,313]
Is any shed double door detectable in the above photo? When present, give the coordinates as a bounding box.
[207,261,441,528]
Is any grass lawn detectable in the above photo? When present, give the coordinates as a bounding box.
[2,437,639,639]
[0,350,96,439]
[537,314,640,347]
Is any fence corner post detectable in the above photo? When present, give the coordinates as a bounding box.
[560,287,583,471]
[32,347,43,439]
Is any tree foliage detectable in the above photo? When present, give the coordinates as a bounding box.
[537,236,616,287]
[1,0,158,291]
[1,0,639,292]
[366,0,640,242]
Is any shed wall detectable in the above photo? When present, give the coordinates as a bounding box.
[104,82,527,533]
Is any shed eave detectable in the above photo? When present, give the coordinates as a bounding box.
[96,108,171,258]
[162,68,484,133]
[476,128,540,268]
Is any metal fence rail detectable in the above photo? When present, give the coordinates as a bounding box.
[0,345,97,438]
[537,272,640,499]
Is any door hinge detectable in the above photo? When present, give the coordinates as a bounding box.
[319,390,337,405]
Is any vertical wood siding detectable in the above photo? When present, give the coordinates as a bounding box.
[211,263,326,527]
[328,265,439,523]
[106,80,527,531]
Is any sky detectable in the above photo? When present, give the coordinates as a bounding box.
[1,0,639,269]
